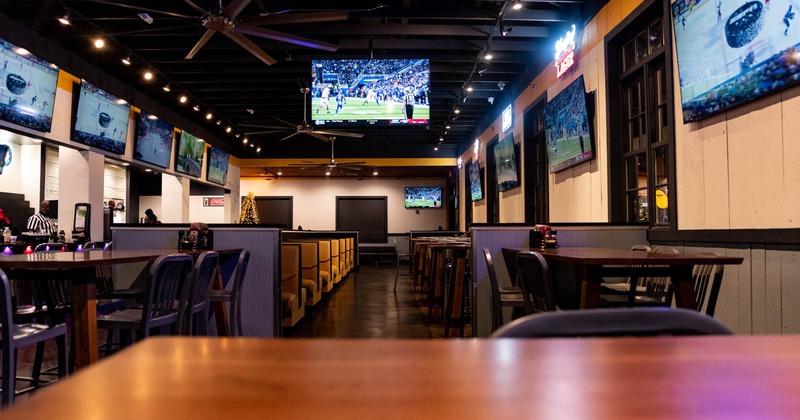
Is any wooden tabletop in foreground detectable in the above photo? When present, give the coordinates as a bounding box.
[8,336,800,419]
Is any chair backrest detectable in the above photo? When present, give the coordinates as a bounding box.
[0,269,13,346]
[229,249,251,336]
[692,252,725,316]
[501,248,520,287]
[515,251,556,314]
[183,251,219,334]
[483,248,504,332]
[491,307,733,338]
[642,246,680,302]
[83,241,106,250]
[33,243,65,253]
[142,253,194,335]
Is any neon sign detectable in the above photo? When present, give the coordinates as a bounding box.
[554,24,577,78]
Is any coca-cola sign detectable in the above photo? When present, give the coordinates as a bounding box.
[203,197,225,207]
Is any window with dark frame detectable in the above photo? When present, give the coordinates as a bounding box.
[607,0,675,227]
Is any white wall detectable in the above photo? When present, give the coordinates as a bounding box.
[240,177,447,233]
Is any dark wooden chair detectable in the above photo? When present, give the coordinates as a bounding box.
[208,250,251,336]
[691,252,726,316]
[1,268,68,406]
[482,248,526,332]
[182,251,219,336]
[97,253,193,352]
[491,307,733,338]
[515,251,557,315]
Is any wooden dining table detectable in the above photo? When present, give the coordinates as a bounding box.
[502,247,744,310]
[0,247,240,368]
[7,335,800,418]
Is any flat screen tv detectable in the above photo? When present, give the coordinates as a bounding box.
[175,130,204,178]
[494,133,519,192]
[206,146,229,186]
[542,75,594,173]
[468,161,484,202]
[133,111,174,168]
[404,186,442,209]
[310,58,430,127]
[673,0,800,122]
[0,38,59,132]
[72,80,130,155]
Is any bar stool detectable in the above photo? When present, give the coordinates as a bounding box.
[208,249,251,336]
[443,247,471,338]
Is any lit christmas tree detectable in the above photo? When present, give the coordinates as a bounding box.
[239,192,260,224]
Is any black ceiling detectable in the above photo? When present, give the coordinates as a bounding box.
[0,0,601,163]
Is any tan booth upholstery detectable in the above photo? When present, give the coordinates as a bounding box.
[347,237,355,270]
[285,241,321,307]
[338,238,348,279]
[330,239,341,284]
[281,244,305,327]
[314,239,333,293]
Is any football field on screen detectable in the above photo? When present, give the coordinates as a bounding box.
[549,135,587,167]
[311,97,430,121]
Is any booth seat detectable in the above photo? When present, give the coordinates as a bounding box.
[338,238,348,278]
[347,238,355,269]
[281,244,305,327]
[330,239,341,284]
[284,241,321,307]
[314,240,333,293]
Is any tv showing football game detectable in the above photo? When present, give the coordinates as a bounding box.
[134,111,174,168]
[73,80,130,155]
[542,75,594,173]
[494,133,519,192]
[404,186,442,209]
[175,130,204,178]
[673,0,800,122]
[468,161,484,202]
[0,38,59,132]
[206,146,229,186]
[310,59,430,127]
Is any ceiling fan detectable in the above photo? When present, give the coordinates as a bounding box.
[243,87,365,142]
[107,0,349,65]
[289,137,367,172]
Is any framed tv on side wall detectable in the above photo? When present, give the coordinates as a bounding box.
[206,146,229,186]
[311,58,430,127]
[468,161,484,202]
[175,130,204,178]
[404,186,442,209]
[133,111,174,168]
[0,38,59,133]
[494,133,520,192]
[542,75,594,173]
[72,80,130,155]
[673,0,800,122]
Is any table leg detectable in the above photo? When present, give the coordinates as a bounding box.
[70,268,98,369]
[579,266,601,309]
[670,265,697,310]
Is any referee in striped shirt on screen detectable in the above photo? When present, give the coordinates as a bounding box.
[26,200,57,235]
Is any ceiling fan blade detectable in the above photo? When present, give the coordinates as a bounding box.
[340,161,367,165]
[235,25,340,52]
[273,117,297,128]
[280,131,301,141]
[239,11,349,26]
[311,129,364,139]
[245,129,291,135]
[182,0,207,15]
[339,165,365,171]
[222,0,252,19]
[241,124,292,129]
[185,30,216,60]
[222,31,278,65]
[309,132,332,142]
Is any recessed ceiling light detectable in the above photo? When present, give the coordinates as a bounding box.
[243,138,248,144]
[373,170,378,175]
[94,38,105,49]
[206,113,213,120]
[454,108,461,114]
[145,168,152,172]
[225,126,232,133]
[179,95,188,103]
[325,171,331,176]
[512,0,523,10]
[256,147,261,153]
[445,124,451,129]
[434,146,439,151]
[14,47,29,56]
[277,171,282,176]
[466,86,473,92]
[484,51,493,61]
[116,99,127,105]
[122,162,129,166]
[146,114,158,120]
[143,71,153,80]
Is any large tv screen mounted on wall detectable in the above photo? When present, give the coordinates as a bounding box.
[494,133,520,192]
[175,130,204,178]
[72,80,130,155]
[0,38,59,133]
[133,110,174,168]
[206,146,229,186]
[310,59,430,127]
[404,186,442,209]
[673,0,800,122]
[468,161,484,202]
[542,75,594,173]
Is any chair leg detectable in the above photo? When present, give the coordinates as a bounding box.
[56,335,68,378]
[2,344,15,406]
[30,341,45,387]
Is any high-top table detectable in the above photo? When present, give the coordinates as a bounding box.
[0,248,241,368]
[503,247,744,310]
[7,336,800,418]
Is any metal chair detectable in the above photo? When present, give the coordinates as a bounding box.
[601,245,679,308]
[182,251,219,335]
[97,253,193,352]
[515,251,557,315]
[393,238,411,292]
[491,307,733,338]
[482,248,526,332]
[1,268,68,406]
[208,249,251,336]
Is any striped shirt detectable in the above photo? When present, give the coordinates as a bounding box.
[26,212,57,234]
